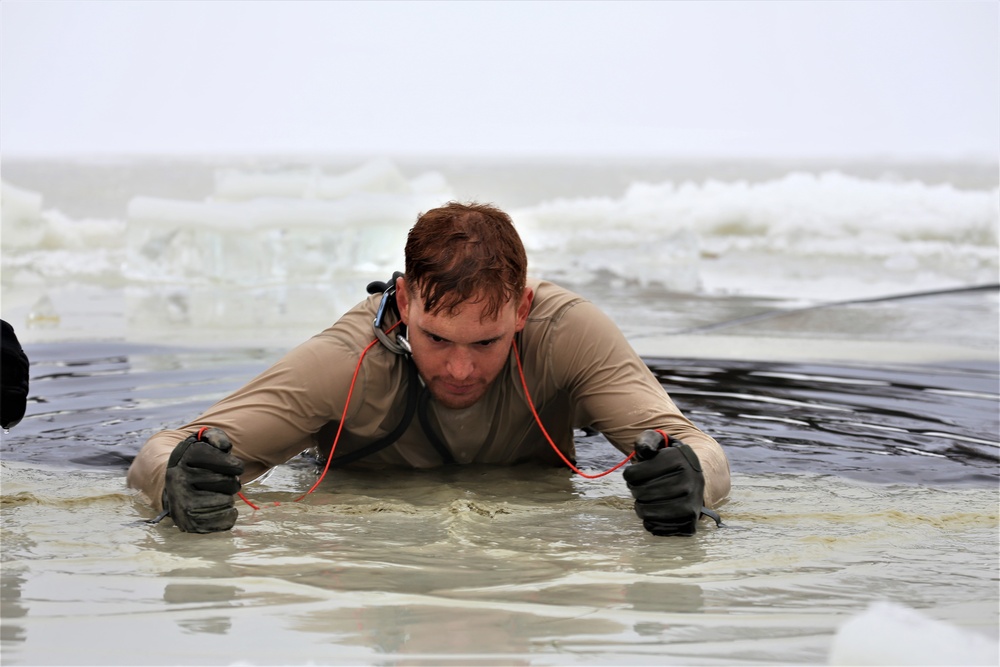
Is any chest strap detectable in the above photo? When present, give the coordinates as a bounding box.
[317,360,420,468]
[316,361,457,468]
[417,389,457,466]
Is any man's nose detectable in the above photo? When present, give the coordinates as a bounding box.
[446,348,474,380]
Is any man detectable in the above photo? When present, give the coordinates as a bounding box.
[128,202,730,535]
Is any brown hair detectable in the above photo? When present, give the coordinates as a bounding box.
[404,201,527,319]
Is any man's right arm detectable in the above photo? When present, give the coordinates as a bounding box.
[128,428,191,511]
[127,326,371,519]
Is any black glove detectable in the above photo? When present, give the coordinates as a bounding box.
[623,430,721,536]
[162,428,244,533]
[1,320,29,430]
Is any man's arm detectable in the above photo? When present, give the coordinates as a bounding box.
[127,329,368,514]
[547,298,731,507]
[128,428,189,511]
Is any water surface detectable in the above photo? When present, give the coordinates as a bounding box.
[2,340,997,665]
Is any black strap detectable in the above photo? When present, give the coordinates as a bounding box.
[418,389,457,465]
[314,271,458,468]
[367,271,404,297]
[701,506,724,527]
[317,361,420,468]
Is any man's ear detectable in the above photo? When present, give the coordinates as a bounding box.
[395,276,410,325]
[514,286,534,332]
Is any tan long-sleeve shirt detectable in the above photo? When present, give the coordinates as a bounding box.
[127,280,730,510]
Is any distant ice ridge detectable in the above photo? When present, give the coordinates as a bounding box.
[515,171,998,297]
[2,160,997,301]
[125,159,452,286]
[1,181,125,286]
[211,158,449,201]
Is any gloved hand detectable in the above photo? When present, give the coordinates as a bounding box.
[162,427,244,533]
[1,319,29,430]
[623,429,719,536]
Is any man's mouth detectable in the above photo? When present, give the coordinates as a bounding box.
[441,381,477,395]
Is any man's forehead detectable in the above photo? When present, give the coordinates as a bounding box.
[412,286,518,320]
[418,296,514,323]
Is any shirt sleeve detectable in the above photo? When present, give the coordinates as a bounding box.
[126,330,364,510]
[546,299,731,506]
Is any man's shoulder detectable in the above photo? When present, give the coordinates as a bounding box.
[527,278,588,321]
[525,278,624,339]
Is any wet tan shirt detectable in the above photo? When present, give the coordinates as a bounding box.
[127,280,731,509]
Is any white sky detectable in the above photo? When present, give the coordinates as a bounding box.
[2,1,997,159]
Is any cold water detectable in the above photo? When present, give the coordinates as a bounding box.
[1,158,997,665]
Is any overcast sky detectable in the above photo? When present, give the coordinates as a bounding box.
[2,1,997,159]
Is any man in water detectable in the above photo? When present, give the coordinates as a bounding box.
[128,202,730,535]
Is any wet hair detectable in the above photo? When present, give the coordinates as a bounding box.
[404,201,527,319]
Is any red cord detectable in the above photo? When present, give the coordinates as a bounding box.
[237,323,633,510]
[294,334,383,501]
[237,491,260,510]
[511,343,634,478]
[235,325,390,509]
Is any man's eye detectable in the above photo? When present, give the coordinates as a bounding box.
[429,335,446,343]
[478,339,496,347]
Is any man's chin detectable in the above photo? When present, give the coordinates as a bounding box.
[429,384,486,410]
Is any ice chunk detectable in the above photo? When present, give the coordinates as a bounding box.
[124,192,445,285]
[214,158,413,200]
[1,181,45,248]
[829,600,999,666]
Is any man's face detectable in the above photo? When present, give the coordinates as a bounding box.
[396,277,533,410]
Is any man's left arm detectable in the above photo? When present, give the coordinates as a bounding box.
[551,300,731,508]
